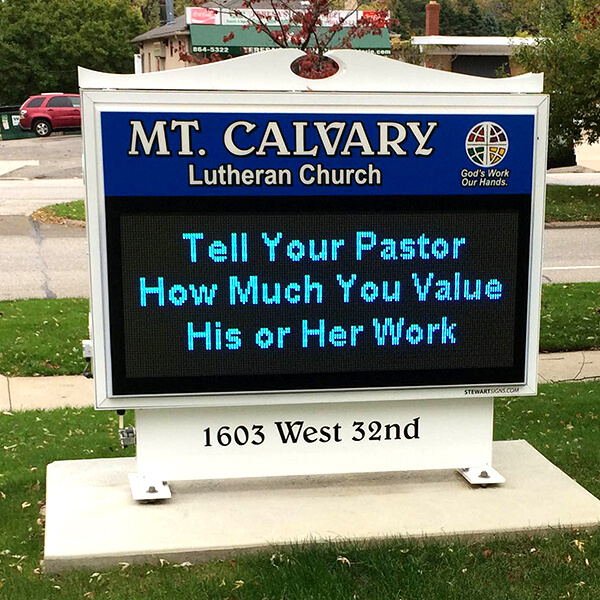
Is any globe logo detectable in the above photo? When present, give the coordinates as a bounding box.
[465,122,509,167]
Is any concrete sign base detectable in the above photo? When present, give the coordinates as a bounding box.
[44,440,600,573]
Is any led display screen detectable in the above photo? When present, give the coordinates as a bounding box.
[106,194,530,396]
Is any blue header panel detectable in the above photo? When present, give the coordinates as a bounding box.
[101,112,534,197]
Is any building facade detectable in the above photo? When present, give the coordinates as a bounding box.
[133,5,391,73]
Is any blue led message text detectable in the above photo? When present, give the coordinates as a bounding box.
[116,209,523,385]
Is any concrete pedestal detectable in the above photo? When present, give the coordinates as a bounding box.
[44,440,600,573]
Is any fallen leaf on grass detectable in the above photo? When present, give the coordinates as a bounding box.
[42,360,60,370]
[337,556,353,566]
[32,208,67,226]
[21,502,31,509]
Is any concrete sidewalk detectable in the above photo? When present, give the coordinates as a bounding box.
[1,351,599,411]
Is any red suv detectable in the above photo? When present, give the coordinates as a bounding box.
[19,93,81,137]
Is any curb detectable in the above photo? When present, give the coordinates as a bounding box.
[545,221,600,229]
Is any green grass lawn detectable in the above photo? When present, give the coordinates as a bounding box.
[541,282,600,352]
[546,185,600,222]
[1,381,600,598]
[0,298,88,376]
[32,186,600,226]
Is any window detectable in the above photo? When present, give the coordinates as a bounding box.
[71,96,80,107]
[47,96,72,108]
[452,56,511,78]
[26,97,44,108]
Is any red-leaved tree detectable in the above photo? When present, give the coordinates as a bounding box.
[179,0,390,78]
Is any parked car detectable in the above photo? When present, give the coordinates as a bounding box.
[18,93,81,137]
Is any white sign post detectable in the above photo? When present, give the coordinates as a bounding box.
[80,49,547,500]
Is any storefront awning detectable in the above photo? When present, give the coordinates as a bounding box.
[190,25,391,55]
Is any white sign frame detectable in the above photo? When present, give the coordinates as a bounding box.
[80,50,548,410]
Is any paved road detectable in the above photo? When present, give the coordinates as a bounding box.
[0,135,599,299]
[0,136,84,214]
[0,135,82,180]
[543,226,600,283]
[0,137,87,299]
[0,213,598,300]
[0,216,88,300]
[0,179,85,216]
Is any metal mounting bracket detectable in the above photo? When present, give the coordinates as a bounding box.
[458,466,505,486]
[128,474,171,502]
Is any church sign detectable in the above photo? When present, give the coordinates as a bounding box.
[80,50,547,486]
